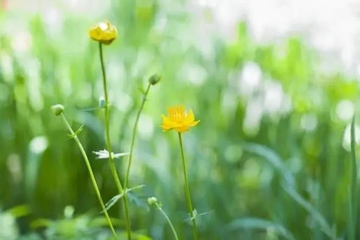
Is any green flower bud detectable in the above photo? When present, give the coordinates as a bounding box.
[147,197,158,206]
[148,74,161,85]
[51,104,64,116]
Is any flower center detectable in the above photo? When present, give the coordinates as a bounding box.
[168,106,186,122]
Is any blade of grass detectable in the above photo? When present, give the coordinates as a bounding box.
[241,142,295,186]
[226,217,295,240]
[282,185,336,240]
[243,142,336,240]
[348,116,357,240]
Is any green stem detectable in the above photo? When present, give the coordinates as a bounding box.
[99,42,132,240]
[60,113,118,240]
[155,202,179,240]
[124,83,151,189]
[178,133,198,240]
[349,116,357,240]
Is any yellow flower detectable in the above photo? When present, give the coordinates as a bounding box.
[161,105,200,133]
[88,20,117,45]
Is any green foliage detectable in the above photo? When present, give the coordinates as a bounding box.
[0,1,359,239]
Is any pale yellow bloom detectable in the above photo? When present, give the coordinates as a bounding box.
[88,20,117,45]
[161,106,200,133]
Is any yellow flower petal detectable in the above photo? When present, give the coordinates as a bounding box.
[188,120,200,127]
[175,126,190,133]
[184,110,195,124]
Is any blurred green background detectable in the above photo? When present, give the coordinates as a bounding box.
[1,0,360,239]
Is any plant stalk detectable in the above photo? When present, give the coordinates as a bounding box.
[178,132,198,240]
[124,83,152,189]
[60,113,118,240]
[99,42,132,240]
[155,202,179,240]
[349,116,358,240]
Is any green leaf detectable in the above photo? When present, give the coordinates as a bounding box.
[102,194,124,213]
[102,185,146,212]
[282,185,336,240]
[67,125,84,139]
[241,142,295,186]
[227,217,295,240]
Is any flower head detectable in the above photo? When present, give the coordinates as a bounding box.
[51,104,64,116]
[161,105,200,133]
[147,197,158,206]
[148,74,161,86]
[88,20,117,45]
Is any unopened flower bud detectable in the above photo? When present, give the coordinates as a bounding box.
[148,74,161,85]
[89,20,117,45]
[51,104,64,116]
[147,197,158,206]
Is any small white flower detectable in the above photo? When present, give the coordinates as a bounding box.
[93,149,129,159]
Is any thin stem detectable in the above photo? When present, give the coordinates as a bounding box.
[349,116,357,240]
[178,133,198,240]
[99,42,132,240]
[155,202,179,240]
[124,83,152,189]
[60,113,118,240]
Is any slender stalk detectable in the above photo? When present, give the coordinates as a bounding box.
[349,116,357,240]
[178,133,198,240]
[99,42,132,240]
[124,83,151,189]
[60,113,118,240]
[155,202,179,240]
